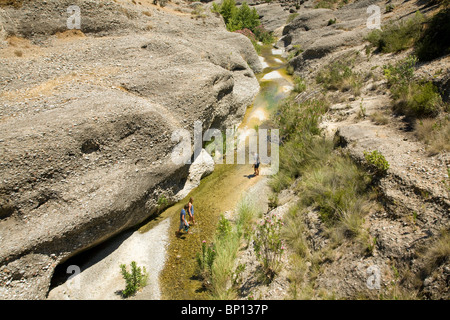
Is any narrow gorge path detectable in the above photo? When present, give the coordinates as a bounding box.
[158,45,293,300]
[47,44,293,300]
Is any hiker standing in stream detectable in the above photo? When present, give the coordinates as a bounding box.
[253,152,260,176]
[188,197,195,225]
[176,204,189,235]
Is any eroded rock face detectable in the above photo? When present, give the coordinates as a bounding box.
[280,0,382,70]
[0,0,261,299]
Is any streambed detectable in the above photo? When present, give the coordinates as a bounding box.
[47,45,292,300]
[158,46,292,299]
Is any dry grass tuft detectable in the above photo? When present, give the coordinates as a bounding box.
[415,117,450,155]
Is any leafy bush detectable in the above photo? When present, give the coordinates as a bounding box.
[212,0,237,26]
[253,25,275,44]
[293,76,306,93]
[213,0,259,31]
[366,11,424,53]
[383,55,416,88]
[226,2,260,32]
[327,18,337,26]
[157,194,168,209]
[384,56,442,118]
[363,150,389,176]
[385,4,395,12]
[213,0,274,46]
[119,261,148,298]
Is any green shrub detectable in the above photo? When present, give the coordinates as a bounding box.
[157,194,168,209]
[393,81,442,117]
[216,214,233,238]
[293,76,306,93]
[327,18,337,26]
[366,11,425,53]
[226,2,260,32]
[383,55,417,88]
[385,4,395,13]
[253,25,275,45]
[364,150,389,176]
[286,13,299,24]
[287,45,303,61]
[212,0,274,45]
[384,56,442,118]
[253,213,285,282]
[119,261,148,298]
[415,7,450,61]
[196,240,217,288]
[212,0,237,26]
[213,0,258,32]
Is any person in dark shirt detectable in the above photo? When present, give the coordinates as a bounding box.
[177,204,190,235]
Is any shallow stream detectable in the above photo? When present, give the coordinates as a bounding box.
[156,45,292,299]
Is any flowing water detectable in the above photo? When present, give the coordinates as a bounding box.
[47,45,292,300]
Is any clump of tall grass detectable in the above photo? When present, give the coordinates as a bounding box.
[414,117,450,155]
[253,212,285,282]
[420,229,450,277]
[293,76,307,93]
[297,149,374,234]
[287,45,303,61]
[315,54,363,96]
[282,204,309,259]
[269,96,330,192]
[198,198,259,299]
